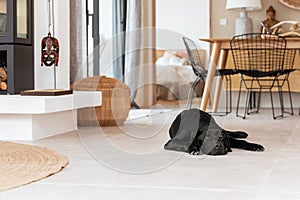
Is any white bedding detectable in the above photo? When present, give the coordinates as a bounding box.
[156,64,197,100]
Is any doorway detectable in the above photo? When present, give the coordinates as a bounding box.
[86,0,127,78]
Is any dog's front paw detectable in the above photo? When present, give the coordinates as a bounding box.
[234,131,248,138]
[255,144,265,152]
[247,143,265,152]
[237,131,248,139]
[228,131,248,139]
[189,151,200,156]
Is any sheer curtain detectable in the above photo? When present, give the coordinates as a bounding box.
[125,0,156,108]
[124,0,142,104]
[70,0,87,84]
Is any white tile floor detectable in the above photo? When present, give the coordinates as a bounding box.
[1,108,300,200]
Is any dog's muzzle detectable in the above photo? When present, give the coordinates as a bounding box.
[208,134,231,155]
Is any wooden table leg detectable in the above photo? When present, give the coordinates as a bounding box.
[200,42,221,111]
[212,49,228,112]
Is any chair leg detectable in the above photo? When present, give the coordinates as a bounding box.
[225,75,232,115]
[246,80,253,115]
[277,85,284,118]
[270,86,284,120]
[236,79,243,118]
[256,88,262,113]
[249,92,253,110]
[225,76,228,114]
[278,83,285,116]
[247,79,263,115]
[276,78,290,117]
[284,79,294,115]
[236,79,251,119]
[207,75,232,116]
[269,89,276,119]
[186,76,202,110]
[243,89,250,119]
[229,76,233,114]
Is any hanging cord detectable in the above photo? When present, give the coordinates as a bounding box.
[52,0,56,89]
[47,0,55,35]
[47,0,51,34]
[52,0,55,36]
[47,0,57,89]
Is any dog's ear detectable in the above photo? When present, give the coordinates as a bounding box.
[222,132,232,153]
[169,113,182,138]
[199,129,221,155]
[195,130,204,147]
[227,145,232,152]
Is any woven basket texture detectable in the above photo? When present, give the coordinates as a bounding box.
[74,76,130,126]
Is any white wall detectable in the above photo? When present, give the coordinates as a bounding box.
[156,0,210,52]
[212,0,300,38]
[34,0,70,90]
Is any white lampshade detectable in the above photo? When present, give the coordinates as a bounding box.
[226,0,262,35]
[226,0,262,11]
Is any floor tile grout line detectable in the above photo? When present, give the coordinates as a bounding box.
[253,155,281,200]
[253,122,298,200]
[128,109,177,121]
[34,182,255,193]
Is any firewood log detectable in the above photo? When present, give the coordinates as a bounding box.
[0,81,7,90]
[0,67,7,81]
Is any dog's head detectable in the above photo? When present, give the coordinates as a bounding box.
[200,131,232,156]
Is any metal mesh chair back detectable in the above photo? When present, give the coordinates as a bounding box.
[182,37,206,79]
[230,33,287,75]
[283,49,297,70]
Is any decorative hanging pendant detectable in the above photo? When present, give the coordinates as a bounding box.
[41,0,59,67]
[41,32,59,66]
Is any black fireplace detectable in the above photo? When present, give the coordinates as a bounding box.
[0,0,33,94]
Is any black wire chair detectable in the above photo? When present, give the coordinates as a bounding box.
[230,33,287,119]
[183,37,238,114]
[277,49,297,115]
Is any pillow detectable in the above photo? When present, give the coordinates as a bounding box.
[175,50,189,59]
[156,56,171,65]
[163,50,177,57]
[166,50,189,65]
[169,56,186,66]
[156,50,189,66]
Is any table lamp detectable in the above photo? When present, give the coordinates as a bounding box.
[226,0,262,35]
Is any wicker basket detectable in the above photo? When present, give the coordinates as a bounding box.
[73,76,130,126]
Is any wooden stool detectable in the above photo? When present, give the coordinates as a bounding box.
[73,76,130,126]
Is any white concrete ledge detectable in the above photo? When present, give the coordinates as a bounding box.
[0,91,101,114]
[0,91,102,141]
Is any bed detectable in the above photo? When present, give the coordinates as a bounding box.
[155,49,206,100]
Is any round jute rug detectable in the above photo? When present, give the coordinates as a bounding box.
[0,142,69,192]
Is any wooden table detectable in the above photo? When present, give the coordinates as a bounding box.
[199,37,300,112]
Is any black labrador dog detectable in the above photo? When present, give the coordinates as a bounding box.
[164,109,265,155]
